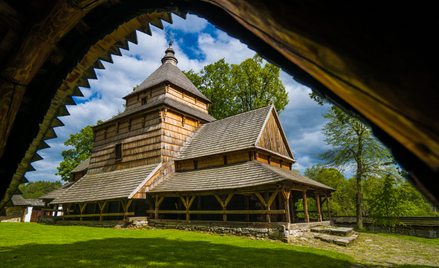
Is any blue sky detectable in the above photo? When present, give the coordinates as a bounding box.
[27,14,333,183]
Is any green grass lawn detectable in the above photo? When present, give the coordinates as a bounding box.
[0,223,436,268]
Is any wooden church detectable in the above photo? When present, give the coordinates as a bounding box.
[49,44,334,225]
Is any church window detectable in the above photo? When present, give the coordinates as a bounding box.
[115,144,122,161]
[248,151,253,161]
[268,155,271,164]
[280,160,283,168]
[142,98,147,105]
[193,160,198,169]
[223,155,227,165]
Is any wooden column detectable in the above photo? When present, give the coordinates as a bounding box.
[214,194,233,222]
[197,196,202,220]
[325,194,331,221]
[98,201,107,221]
[245,196,250,221]
[255,191,278,223]
[79,203,87,221]
[155,196,165,219]
[302,191,309,223]
[180,196,196,221]
[120,199,133,220]
[281,189,291,224]
[289,192,296,223]
[316,193,322,222]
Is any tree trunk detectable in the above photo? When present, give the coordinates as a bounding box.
[356,142,364,229]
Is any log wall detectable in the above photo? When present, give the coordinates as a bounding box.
[125,85,166,111]
[165,85,209,113]
[257,111,292,158]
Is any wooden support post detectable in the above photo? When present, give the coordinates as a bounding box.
[282,189,291,224]
[214,194,234,222]
[302,191,309,223]
[255,191,278,223]
[289,191,296,223]
[325,194,331,221]
[155,196,165,219]
[98,201,107,221]
[245,196,250,221]
[197,196,202,220]
[316,193,322,222]
[79,203,87,221]
[222,195,227,222]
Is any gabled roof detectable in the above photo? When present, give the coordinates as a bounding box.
[102,95,216,125]
[176,105,294,161]
[10,195,45,207]
[70,158,90,173]
[39,181,77,200]
[150,161,334,193]
[51,163,161,204]
[123,45,210,103]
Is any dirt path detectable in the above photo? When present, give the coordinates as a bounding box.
[289,232,439,267]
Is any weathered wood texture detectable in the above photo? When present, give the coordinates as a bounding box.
[176,150,250,171]
[257,110,292,158]
[0,0,105,159]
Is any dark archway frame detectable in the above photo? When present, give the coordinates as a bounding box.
[1,0,438,211]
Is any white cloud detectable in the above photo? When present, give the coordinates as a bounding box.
[169,14,208,33]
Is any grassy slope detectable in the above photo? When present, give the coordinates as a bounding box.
[0,223,352,268]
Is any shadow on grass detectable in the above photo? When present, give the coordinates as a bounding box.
[1,236,436,268]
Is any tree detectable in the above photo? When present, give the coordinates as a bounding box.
[19,181,62,198]
[316,105,393,229]
[369,174,407,227]
[183,54,289,119]
[55,120,102,182]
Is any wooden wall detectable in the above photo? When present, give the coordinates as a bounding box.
[125,85,166,111]
[176,150,251,171]
[132,169,161,199]
[257,152,291,170]
[165,85,209,113]
[124,84,209,114]
[257,111,292,158]
[89,111,162,174]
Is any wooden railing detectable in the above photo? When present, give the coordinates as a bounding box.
[146,210,285,215]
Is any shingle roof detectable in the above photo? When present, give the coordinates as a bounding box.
[10,195,29,206]
[123,54,210,103]
[39,181,77,200]
[70,158,90,173]
[177,106,272,160]
[150,161,334,193]
[10,195,44,206]
[103,95,216,125]
[51,163,161,204]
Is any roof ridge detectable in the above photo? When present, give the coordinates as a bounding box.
[203,105,272,126]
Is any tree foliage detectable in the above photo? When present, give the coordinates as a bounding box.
[316,105,394,228]
[183,54,289,119]
[56,120,102,182]
[19,181,62,198]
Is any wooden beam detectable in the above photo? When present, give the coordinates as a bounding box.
[289,191,295,223]
[145,210,286,214]
[316,193,322,222]
[63,212,135,218]
[98,200,107,221]
[155,196,165,219]
[282,189,291,224]
[302,191,309,223]
[325,194,331,221]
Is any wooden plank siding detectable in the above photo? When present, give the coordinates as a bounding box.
[89,107,203,174]
[257,111,292,158]
[125,85,166,111]
[166,86,209,113]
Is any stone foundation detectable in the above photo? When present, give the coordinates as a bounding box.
[149,220,332,242]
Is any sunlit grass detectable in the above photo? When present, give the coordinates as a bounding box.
[0,223,352,268]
